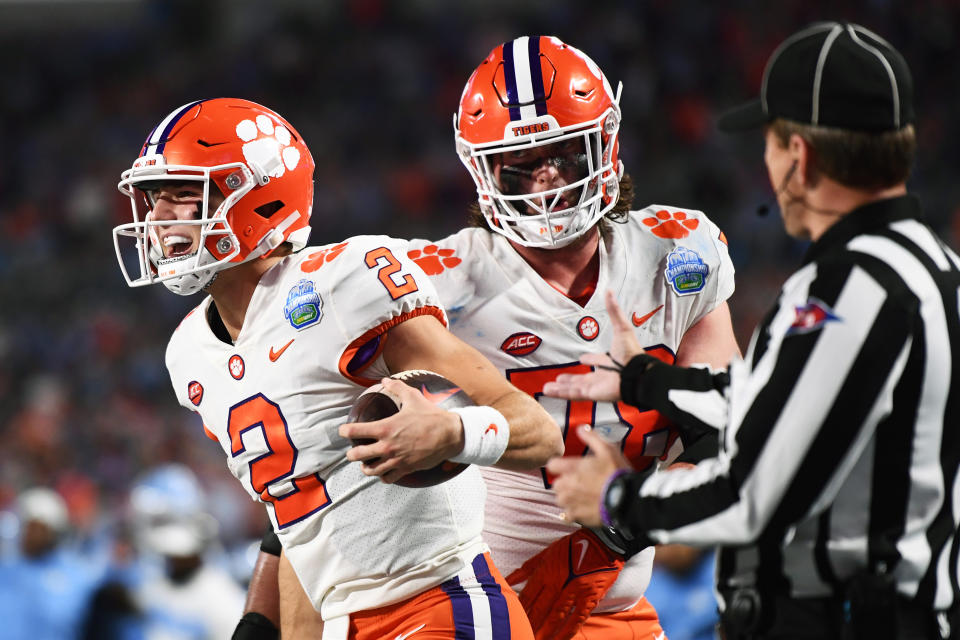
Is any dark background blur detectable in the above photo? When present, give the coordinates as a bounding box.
[0,0,958,552]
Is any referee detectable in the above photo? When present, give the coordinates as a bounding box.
[545,21,960,640]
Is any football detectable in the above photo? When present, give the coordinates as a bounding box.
[347,370,473,488]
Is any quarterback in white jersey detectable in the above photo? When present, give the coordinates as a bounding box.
[166,237,489,616]
[112,98,560,640]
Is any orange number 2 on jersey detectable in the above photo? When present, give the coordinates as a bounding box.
[365,247,419,300]
[227,393,332,529]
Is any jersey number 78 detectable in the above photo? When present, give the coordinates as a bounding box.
[507,347,677,488]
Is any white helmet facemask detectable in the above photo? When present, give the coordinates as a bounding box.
[457,100,622,249]
[114,157,259,296]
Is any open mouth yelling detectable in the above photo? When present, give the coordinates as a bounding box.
[160,234,197,260]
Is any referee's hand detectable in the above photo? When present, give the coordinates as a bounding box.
[544,290,643,402]
[548,425,630,527]
[543,352,622,402]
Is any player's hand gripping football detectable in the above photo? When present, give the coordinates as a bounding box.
[543,290,643,402]
[506,525,625,640]
[339,378,464,484]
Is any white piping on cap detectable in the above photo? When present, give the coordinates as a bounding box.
[760,21,836,116]
[847,24,901,128]
[811,24,844,125]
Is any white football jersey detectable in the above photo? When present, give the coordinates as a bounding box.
[407,206,735,612]
[165,236,487,620]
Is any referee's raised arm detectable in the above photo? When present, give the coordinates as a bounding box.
[546,21,960,640]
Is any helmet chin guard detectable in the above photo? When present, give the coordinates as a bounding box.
[156,246,221,296]
[113,98,314,295]
[455,36,622,248]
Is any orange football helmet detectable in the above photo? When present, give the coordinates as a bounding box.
[113,98,315,295]
[455,36,622,248]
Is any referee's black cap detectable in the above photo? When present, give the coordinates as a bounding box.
[718,21,914,133]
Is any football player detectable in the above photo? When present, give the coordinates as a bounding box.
[112,98,561,639]
[128,464,247,639]
[396,36,740,639]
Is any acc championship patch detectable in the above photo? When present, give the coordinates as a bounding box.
[284,279,323,330]
[665,246,708,295]
[787,297,841,335]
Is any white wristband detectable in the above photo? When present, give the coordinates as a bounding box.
[448,406,510,466]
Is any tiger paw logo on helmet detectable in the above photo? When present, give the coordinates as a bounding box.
[642,210,700,239]
[236,115,301,179]
[113,98,316,297]
[408,245,461,275]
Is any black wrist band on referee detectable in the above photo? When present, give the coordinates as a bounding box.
[619,354,660,409]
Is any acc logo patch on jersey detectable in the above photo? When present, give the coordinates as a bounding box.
[187,381,204,406]
[283,279,323,330]
[787,297,841,335]
[665,246,708,296]
[501,331,542,356]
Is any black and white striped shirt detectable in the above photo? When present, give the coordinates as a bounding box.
[618,195,960,612]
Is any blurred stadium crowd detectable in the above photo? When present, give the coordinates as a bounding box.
[0,0,957,637]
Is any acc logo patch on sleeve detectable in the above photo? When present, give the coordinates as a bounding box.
[787,297,841,335]
[665,246,709,295]
[187,381,204,406]
[284,279,323,330]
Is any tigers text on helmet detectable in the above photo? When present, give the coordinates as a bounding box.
[455,36,623,248]
[113,98,315,296]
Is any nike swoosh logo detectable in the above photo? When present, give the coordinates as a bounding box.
[632,305,664,327]
[420,385,460,405]
[269,339,295,362]
[574,539,590,571]
[395,623,426,640]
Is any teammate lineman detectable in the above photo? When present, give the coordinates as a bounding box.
[111,97,561,639]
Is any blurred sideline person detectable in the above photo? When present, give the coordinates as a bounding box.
[112,98,559,639]
[546,22,960,640]
[265,35,740,640]
[644,545,718,640]
[0,487,106,639]
[129,464,246,640]
[83,465,247,640]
